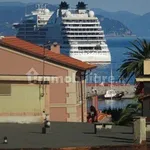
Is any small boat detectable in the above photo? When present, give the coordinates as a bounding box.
[103,65,124,100]
[104,89,124,100]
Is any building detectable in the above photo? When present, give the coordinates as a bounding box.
[0,36,96,123]
[136,59,150,121]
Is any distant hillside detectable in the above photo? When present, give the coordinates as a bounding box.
[96,15,132,36]
[128,12,150,36]
[0,2,25,7]
[0,2,132,36]
[93,8,150,36]
[93,8,139,26]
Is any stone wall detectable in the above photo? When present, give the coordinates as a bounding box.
[87,85,135,99]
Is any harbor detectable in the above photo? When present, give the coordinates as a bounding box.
[86,83,136,99]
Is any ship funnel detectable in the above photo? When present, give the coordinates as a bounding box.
[76,2,87,10]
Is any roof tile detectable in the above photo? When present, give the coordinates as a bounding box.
[0,37,96,71]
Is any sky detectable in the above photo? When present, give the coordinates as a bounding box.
[0,0,150,15]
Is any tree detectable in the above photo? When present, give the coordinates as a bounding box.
[117,39,150,83]
[117,102,142,125]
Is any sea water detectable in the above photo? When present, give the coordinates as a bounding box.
[88,37,150,84]
[63,37,150,109]
[62,37,150,84]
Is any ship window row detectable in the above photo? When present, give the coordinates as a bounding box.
[63,41,105,44]
[26,36,45,38]
[78,47,101,50]
[70,51,108,53]
[39,28,48,31]
[19,28,35,31]
[64,37,103,40]
[62,28,101,31]
[62,24,99,27]
[22,23,36,25]
[17,32,46,35]
[19,24,35,27]
[18,28,48,32]
[63,20,98,23]
[22,20,36,23]
[17,36,44,38]
[61,47,101,50]
[38,20,48,23]
[62,33,103,35]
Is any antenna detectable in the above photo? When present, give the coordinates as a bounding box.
[111,64,112,89]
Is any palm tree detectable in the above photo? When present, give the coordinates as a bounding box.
[117,39,150,83]
[117,102,142,125]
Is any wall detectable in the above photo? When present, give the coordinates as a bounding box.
[0,46,87,122]
[144,82,150,95]
[143,98,150,119]
[0,83,45,123]
[144,60,150,75]
[49,69,87,122]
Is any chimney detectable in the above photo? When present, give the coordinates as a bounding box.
[0,36,4,40]
[50,42,60,54]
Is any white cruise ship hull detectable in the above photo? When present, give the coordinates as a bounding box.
[14,3,112,65]
[70,51,111,64]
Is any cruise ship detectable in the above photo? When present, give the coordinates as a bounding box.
[13,2,111,64]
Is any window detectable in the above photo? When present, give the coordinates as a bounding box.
[0,84,11,96]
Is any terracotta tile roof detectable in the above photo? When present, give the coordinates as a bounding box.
[0,37,96,71]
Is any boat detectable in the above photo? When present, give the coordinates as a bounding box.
[104,90,124,100]
[13,4,54,44]
[104,65,124,100]
[13,2,111,65]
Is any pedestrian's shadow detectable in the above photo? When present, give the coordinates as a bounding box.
[97,135,133,143]
[29,131,43,134]
[83,131,95,135]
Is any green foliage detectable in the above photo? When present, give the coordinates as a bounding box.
[102,108,123,122]
[117,39,150,83]
[117,102,142,125]
[102,102,142,125]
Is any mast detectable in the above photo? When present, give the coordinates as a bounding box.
[111,64,112,89]
[110,64,113,100]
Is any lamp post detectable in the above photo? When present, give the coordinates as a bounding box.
[80,71,86,122]
[41,41,51,97]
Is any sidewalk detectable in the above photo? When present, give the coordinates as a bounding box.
[0,122,147,149]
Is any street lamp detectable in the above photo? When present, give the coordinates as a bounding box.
[41,41,51,97]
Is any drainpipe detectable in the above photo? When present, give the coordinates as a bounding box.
[42,41,51,97]
[42,46,46,97]
[80,71,85,122]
